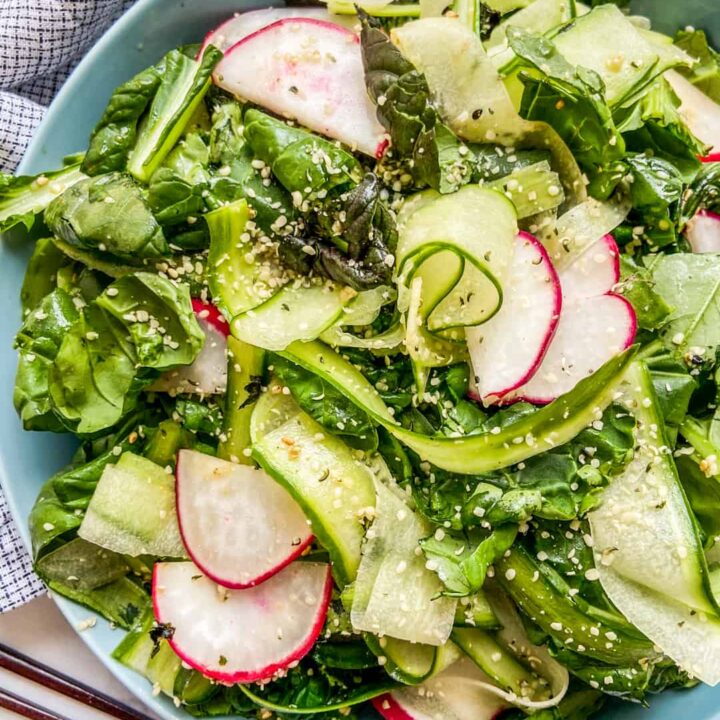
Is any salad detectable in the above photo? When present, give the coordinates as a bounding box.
[3,0,720,717]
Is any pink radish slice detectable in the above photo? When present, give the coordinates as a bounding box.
[148,300,228,395]
[213,18,387,158]
[153,560,332,683]
[509,234,636,404]
[685,210,720,254]
[191,298,229,337]
[372,660,508,720]
[200,7,357,56]
[176,449,313,589]
[466,231,561,404]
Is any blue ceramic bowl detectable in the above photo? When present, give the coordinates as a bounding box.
[1,1,719,718]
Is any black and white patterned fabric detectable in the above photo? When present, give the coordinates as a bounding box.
[0,0,134,612]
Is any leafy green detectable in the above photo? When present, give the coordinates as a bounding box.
[617,255,671,331]
[45,172,169,262]
[46,576,150,631]
[82,63,163,176]
[508,27,626,199]
[35,537,129,591]
[676,454,720,543]
[675,29,720,103]
[20,238,75,313]
[616,79,705,182]
[148,132,211,228]
[496,546,657,666]
[411,401,634,529]
[650,253,720,361]
[359,12,473,194]
[682,161,720,223]
[419,524,517,596]
[281,174,398,290]
[624,154,684,248]
[0,162,86,233]
[273,355,379,451]
[127,46,222,182]
[208,100,299,238]
[29,479,83,557]
[244,109,361,199]
[49,273,204,434]
[13,289,80,431]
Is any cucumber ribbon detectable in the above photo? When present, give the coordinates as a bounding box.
[278,340,637,474]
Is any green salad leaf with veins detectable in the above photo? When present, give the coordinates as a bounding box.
[4,2,720,718]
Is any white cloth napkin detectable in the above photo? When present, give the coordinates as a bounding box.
[0,0,134,612]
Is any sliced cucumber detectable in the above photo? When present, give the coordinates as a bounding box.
[206,199,268,319]
[365,635,437,684]
[397,186,516,333]
[252,400,376,585]
[454,591,500,629]
[217,336,265,463]
[487,0,573,50]
[452,628,542,699]
[486,161,564,218]
[113,616,216,704]
[232,281,356,351]
[279,340,636,475]
[78,453,185,558]
[553,5,690,106]
[589,361,716,614]
[351,480,457,646]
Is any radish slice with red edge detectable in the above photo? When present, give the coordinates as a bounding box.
[152,560,332,683]
[372,658,509,720]
[148,299,228,395]
[467,231,561,405]
[508,234,636,404]
[200,7,357,56]
[176,449,313,588]
[685,210,720,254]
[213,18,387,158]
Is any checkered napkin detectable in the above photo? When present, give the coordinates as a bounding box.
[0,0,134,612]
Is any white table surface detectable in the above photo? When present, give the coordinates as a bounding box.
[0,595,162,720]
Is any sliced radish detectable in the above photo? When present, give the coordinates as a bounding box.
[153,560,332,683]
[213,18,387,157]
[665,70,720,154]
[148,299,228,395]
[466,231,561,404]
[176,449,313,589]
[200,7,357,56]
[372,659,509,720]
[508,235,636,404]
[685,209,720,253]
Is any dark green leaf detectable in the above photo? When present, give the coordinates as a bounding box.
[420,525,517,596]
[82,63,163,176]
[244,109,361,198]
[13,288,80,431]
[359,13,473,194]
[675,29,720,103]
[35,538,129,591]
[273,355,379,451]
[45,172,169,262]
[509,27,626,199]
[49,273,204,434]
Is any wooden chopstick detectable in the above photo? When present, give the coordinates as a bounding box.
[0,687,71,720]
[0,643,153,720]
